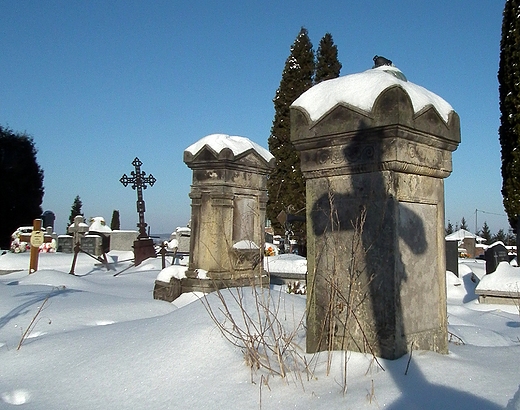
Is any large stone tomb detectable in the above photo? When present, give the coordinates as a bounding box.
[291,65,460,359]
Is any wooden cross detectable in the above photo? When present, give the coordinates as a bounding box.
[120,157,156,239]
[19,219,52,274]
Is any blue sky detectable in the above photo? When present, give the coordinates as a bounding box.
[0,1,507,235]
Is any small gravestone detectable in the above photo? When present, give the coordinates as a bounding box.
[484,242,509,274]
[81,235,102,256]
[57,235,74,253]
[445,239,459,277]
[174,227,190,254]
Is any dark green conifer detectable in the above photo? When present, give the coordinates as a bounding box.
[267,27,314,234]
[445,221,454,236]
[498,0,520,229]
[0,126,44,249]
[492,228,507,244]
[110,210,120,230]
[479,221,492,242]
[315,33,342,84]
[68,195,83,229]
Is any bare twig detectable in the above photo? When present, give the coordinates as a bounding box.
[17,290,53,350]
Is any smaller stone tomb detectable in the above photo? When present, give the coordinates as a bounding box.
[154,134,274,302]
[485,242,509,274]
[57,235,74,253]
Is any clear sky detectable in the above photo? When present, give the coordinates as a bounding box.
[0,1,507,235]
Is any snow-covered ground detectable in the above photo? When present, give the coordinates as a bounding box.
[0,251,519,409]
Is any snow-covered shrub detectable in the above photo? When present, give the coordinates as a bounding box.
[9,227,32,253]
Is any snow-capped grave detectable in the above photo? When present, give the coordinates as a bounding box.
[292,65,454,123]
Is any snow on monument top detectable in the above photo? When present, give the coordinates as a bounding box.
[185,134,273,163]
[292,65,454,123]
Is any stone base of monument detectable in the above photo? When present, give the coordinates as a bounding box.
[153,278,183,302]
[153,273,269,303]
[133,238,156,266]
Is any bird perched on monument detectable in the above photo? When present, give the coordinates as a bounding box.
[373,55,393,68]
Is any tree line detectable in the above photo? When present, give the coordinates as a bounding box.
[445,217,516,246]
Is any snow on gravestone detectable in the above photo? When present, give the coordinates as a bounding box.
[484,242,510,274]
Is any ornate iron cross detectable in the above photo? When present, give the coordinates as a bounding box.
[120,157,156,238]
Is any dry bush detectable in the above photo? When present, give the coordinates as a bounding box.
[201,283,311,386]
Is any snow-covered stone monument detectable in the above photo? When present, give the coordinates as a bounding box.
[291,61,460,359]
[154,134,274,301]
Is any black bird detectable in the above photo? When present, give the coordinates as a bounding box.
[373,55,393,68]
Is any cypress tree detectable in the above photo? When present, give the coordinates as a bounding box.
[498,0,520,229]
[267,27,314,234]
[315,33,342,84]
[68,195,83,228]
[110,209,120,230]
[0,126,44,248]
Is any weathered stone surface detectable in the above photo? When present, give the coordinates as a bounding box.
[153,278,182,302]
[57,235,74,253]
[81,235,102,256]
[180,134,274,296]
[108,230,139,252]
[292,67,460,359]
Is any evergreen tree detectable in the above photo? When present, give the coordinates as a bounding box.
[492,228,507,244]
[460,217,468,230]
[110,209,120,230]
[267,27,314,234]
[479,221,492,242]
[506,228,516,245]
[0,126,44,249]
[445,221,454,235]
[315,33,342,84]
[68,195,83,228]
[498,0,520,229]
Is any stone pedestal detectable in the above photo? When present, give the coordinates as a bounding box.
[181,134,275,294]
[133,238,156,266]
[291,66,460,359]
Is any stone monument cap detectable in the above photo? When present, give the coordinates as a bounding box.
[184,134,274,164]
[292,65,454,124]
[88,217,112,233]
